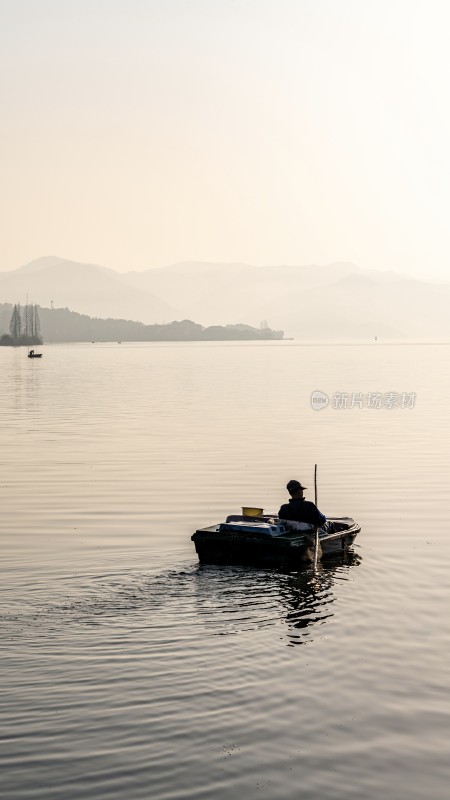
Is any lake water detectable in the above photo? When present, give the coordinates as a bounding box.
[2,341,450,800]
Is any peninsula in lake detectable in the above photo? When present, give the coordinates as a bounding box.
[0,303,283,343]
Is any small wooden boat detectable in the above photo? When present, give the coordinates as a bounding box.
[28,350,43,358]
[192,514,360,568]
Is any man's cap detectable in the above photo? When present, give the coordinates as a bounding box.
[286,479,307,493]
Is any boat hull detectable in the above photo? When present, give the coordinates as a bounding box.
[192,517,360,568]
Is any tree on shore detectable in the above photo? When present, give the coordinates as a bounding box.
[9,304,22,340]
[24,303,41,339]
[33,304,41,339]
[2,303,43,346]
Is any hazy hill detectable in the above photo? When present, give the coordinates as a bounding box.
[124,260,369,324]
[0,257,178,323]
[1,256,450,338]
[249,273,450,339]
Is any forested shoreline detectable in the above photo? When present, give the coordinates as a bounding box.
[0,303,283,343]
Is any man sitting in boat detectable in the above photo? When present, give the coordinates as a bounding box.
[278,479,326,531]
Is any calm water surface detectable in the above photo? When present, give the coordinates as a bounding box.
[1,342,450,799]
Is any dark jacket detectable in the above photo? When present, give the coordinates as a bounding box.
[278,497,326,527]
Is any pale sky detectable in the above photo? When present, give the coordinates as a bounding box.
[1,0,450,279]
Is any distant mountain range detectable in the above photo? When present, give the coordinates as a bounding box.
[1,255,449,338]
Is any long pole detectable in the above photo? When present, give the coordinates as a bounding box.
[313,464,319,571]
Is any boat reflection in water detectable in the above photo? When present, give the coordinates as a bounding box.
[192,550,362,646]
[280,551,362,645]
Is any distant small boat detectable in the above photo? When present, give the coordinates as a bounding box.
[28,350,42,359]
[192,513,360,567]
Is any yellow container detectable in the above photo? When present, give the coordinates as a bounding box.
[242,506,264,517]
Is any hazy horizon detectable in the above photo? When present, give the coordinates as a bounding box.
[2,1,450,281]
[0,253,428,280]
[3,254,450,339]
